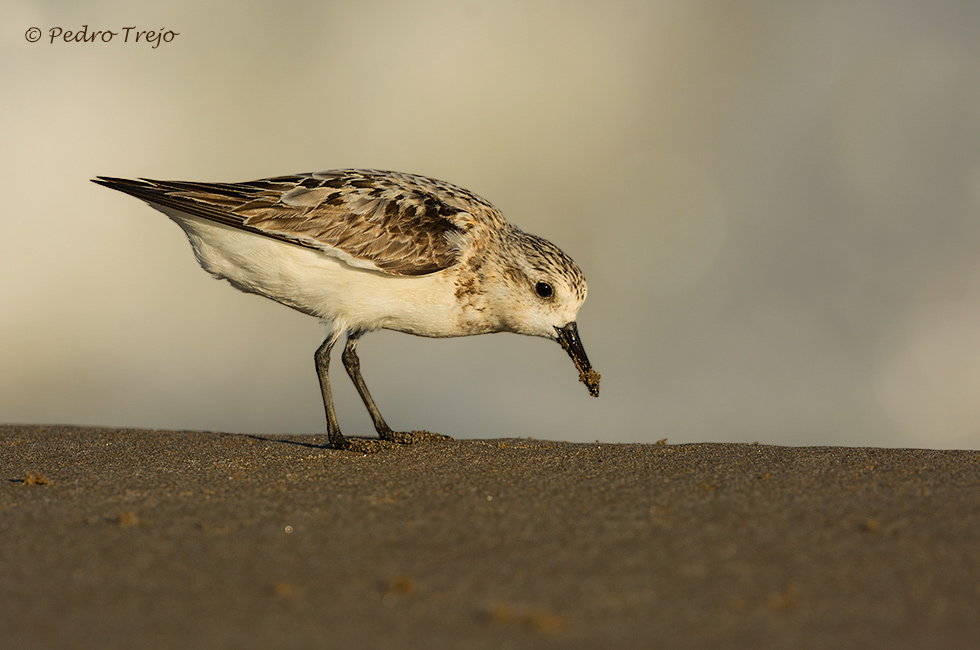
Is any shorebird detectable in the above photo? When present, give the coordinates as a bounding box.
[93,169,599,451]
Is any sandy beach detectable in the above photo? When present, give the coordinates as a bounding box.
[2,424,979,649]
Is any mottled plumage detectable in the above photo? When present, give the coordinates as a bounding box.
[96,170,506,275]
[94,169,598,451]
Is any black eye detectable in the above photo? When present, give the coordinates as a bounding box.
[534,281,554,299]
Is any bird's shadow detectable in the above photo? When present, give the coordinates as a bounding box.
[224,432,390,452]
[226,432,334,450]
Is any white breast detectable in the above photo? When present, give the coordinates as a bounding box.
[158,207,465,338]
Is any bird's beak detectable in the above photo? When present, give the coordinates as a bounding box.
[554,322,600,397]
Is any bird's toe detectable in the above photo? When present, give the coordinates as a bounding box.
[382,430,453,445]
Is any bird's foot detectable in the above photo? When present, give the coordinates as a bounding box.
[330,430,452,452]
[331,436,392,454]
[381,429,454,445]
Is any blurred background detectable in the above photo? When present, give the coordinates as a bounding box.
[3,1,980,449]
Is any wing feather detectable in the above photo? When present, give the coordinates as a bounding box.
[93,169,505,276]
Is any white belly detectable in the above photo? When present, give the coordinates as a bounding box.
[159,208,464,338]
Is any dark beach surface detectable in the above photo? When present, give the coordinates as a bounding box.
[2,424,979,649]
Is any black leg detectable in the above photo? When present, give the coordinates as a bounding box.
[341,330,452,445]
[341,330,397,440]
[314,336,350,450]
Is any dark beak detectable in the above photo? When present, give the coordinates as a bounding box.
[554,322,600,397]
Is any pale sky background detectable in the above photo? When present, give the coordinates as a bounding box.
[3,1,980,449]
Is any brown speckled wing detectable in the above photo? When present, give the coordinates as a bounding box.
[94,169,503,276]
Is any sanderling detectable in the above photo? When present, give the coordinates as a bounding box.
[93,169,599,451]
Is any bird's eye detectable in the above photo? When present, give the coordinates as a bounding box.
[534,281,554,299]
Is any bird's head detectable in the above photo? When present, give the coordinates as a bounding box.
[483,229,600,397]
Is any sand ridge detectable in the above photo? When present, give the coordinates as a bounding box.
[2,425,979,649]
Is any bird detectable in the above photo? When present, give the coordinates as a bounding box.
[92,169,599,451]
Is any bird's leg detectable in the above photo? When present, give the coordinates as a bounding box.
[341,330,452,444]
[340,331,393,437]
[314,336,351,450]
